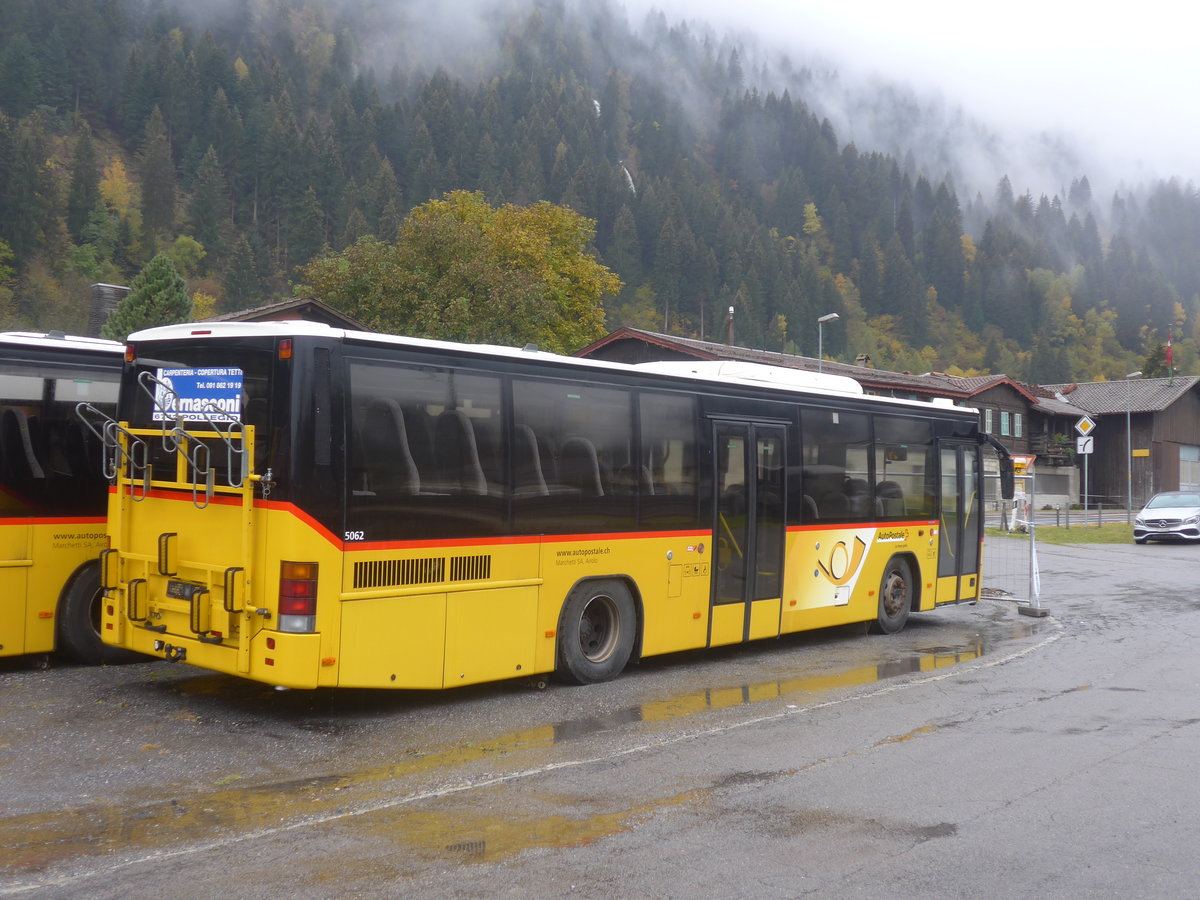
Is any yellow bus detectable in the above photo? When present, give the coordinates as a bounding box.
[92,322,1013,688]
[0,331,133,664]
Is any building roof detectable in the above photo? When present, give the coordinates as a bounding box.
[578,328,1038,403]
[1044,376,1200,415]
[205,297,366,330]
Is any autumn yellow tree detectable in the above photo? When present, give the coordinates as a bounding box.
[299,191,621,353]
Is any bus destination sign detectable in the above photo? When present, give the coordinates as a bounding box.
[153,367,244,422]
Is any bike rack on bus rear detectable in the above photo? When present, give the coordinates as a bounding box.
[135,370,250,508]
[76,402,150,500]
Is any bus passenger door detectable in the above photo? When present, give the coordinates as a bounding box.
[937,441,982,602]
[710,422,786,646]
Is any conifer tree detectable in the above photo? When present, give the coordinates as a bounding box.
[0,34,41,117]
[101,252,190,340]
[139,107,177,245]
[223,235,260,311]
[66,128,101,243]
[188,146,229,265]
[290,187,327,270]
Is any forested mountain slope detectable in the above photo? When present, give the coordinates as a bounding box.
[1,0,1196,381]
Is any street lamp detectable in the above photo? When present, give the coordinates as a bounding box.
[1126,370,1142,523]
[817,312,840,374]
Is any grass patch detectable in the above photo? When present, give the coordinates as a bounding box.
[986,523,1133,544]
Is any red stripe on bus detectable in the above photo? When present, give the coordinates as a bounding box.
[345,528,710,553]
[29,516,108,526]
[786,519,937,533]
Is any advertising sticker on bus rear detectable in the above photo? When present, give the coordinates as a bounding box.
[153,367,244,423]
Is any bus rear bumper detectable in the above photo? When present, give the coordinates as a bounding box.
[119,623,324,689]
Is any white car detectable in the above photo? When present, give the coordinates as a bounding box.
[1134,491,1200,544]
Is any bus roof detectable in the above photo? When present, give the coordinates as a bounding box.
[0,331,124,354]
[128,321,977,416]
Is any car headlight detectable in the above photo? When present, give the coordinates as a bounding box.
[1186,514,1200,525]
[1135,516,1146,526]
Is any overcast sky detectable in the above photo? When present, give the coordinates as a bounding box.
[626,0,1199,190]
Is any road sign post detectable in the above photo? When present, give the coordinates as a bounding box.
[1075,418,1097,518]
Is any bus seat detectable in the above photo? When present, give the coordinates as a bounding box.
[1,408,45,479]
[513,423,549,496]
[435,409,487,495]
[471,416,504,487]
[557,436,605,497]
[818,490,848,519]
[362,398,420,495]
[402,407,436,475]
[876,480,905,517]
[801,493,819,521]
[844,478,870,517]
[61,421,92,477]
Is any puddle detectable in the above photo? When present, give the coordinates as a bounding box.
[0,638,991,882]
[345,786,712,868]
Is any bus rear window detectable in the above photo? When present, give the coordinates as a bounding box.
[126,347,272,431]
[124,345,277,480]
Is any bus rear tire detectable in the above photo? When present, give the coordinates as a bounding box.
[556,579,636,685]
[871,556,912,635]
[58,563,143,666]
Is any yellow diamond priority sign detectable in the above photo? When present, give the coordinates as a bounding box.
[1075,415,1096,436]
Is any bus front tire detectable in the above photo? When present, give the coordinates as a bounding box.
[58,564,143,666]
[556,579,636,685]
[871,556,912,635]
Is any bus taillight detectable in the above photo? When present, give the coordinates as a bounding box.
[278,561,318,633]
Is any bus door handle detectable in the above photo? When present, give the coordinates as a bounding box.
[100,548,119,590]
[223,567,244,613]
[188,586,211,635]
[157,533,177,576]
[127,578,147,622]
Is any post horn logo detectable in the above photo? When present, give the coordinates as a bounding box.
[817,535,868,586]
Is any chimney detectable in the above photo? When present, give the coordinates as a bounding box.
[88,283,130,337]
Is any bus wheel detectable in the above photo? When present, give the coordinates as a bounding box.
[556,579,636,684]
[872,557,912,635]
[58,563,143,665]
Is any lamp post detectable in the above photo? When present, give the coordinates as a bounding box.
[1126,370,1142,523]
[817,312,839,374]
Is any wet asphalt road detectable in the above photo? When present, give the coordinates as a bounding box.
[2,536,1199,898]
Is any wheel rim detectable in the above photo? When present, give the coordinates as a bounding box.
[881,568,908,618]
[578,594,620,663]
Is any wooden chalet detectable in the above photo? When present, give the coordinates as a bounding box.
[1044,377,1200,508]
